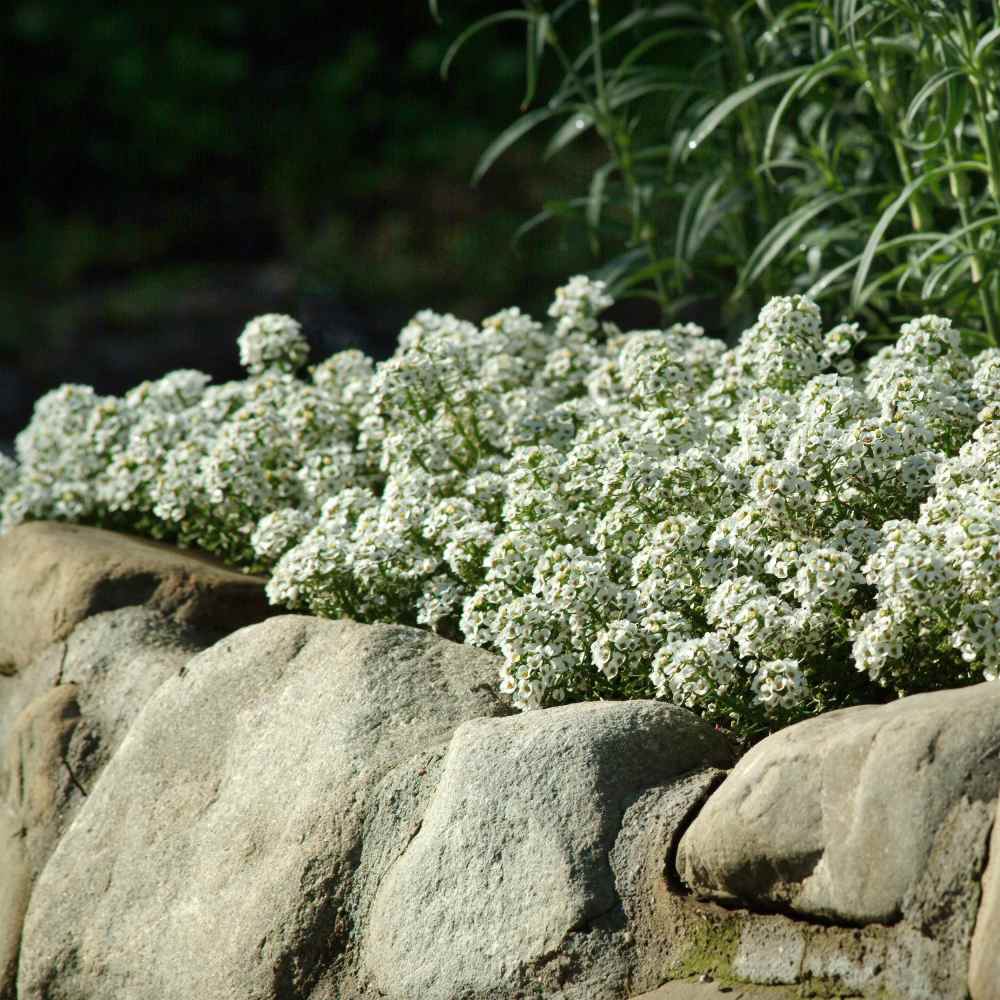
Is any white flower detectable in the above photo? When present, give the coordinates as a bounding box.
[547,274,614,338]
[10,278,999,733]
[238,314,309,375]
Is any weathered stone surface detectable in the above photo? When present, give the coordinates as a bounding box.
[0,647,62,756]
[0,608,207,1000]
[0,520,274,672]
[631,981,799,999]
[969,809,1000,1000]
[17,615,510,1000]
[676,683,1000,928]
[361,701,734,1000]
[0,685,80,999]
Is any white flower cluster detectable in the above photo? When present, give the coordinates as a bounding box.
[1,317,374,565]
[237,313,310,375]
[2,274,998,737]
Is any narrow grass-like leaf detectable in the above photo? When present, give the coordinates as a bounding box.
[762,54,851,176]
[511,196,593,251]
[675,175,719,264]
[739,187,878,292]
[632,143,676,163]
[545,110,595,159]
[615,255,687,290]
[903,67,965,133]
[685,176,733,258]
[685,67,803,156]
[606,76,688,108]
[442,11,535,80]
[587,161,616,233]
[613,28,708,83]
[522,17,542,110]
[974,25,1000,63]
[595,247,652,288]
[472,107,557,184]
[851,161,988,307]
[806,233,937,299]
[922,252,976,300]
[510,208,559,252]
[907,215,1000,273]
[572,7,703,76]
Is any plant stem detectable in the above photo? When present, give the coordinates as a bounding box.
[550,4,668,310]
[710,0,774,298]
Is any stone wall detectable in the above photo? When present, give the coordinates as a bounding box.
[0,522,997,999]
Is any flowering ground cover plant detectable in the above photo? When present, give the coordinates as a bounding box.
[3,277,1000,741]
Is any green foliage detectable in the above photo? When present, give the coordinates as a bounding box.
[436,0,1000,343]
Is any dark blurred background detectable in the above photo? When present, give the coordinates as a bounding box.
[2,1,609,441]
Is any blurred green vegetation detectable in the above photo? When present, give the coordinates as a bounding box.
[1,0,608,429]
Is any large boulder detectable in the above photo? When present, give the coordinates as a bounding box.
[0,521,274,673]
[17,616,511,1000]
[676,684,1000,927]
[0,608,211,999]
[360,701,733,1000]
[16,615,735,1000]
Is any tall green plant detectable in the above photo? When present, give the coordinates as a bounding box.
[435,0,1000,343]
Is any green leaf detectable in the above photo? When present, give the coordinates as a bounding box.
[903,67,965,133]
[522,15,547,110]
[605,74,687,109]
[762,55,850,178]
[552,0,586,24]
[974,25,1000,64]
[587,161,617,233]
[739,187,879,292]
[511,208,559,251]
[511,196,591,250]
[441,11,536,80]
[676,174,731,262]
[851,162,989,308]
[473,107,557,185]
[616,255,685,290]
[685,67,804,156]
[594,247,651,288]
[805,233,935,299]
[612,27,708,84]
[907,215,1000,274]
[428,0,441,24]
[544,110,595,159]
[922,252,975,300]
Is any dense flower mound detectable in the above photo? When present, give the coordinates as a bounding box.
[3,282,1000,738]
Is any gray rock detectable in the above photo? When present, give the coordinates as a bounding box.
[0,608,206,1000]
[676,683,1000,926]
[0,520,274,672]
[17,615,509,1000]
[630,981,799,1000]
[361,700,734,1000]
[969,807,1000,1000]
